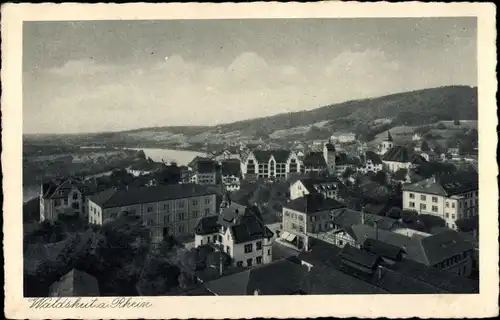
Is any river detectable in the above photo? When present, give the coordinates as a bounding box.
[125,147,206,166]
[23,147,207,202]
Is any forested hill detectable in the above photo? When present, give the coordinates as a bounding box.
[215,85,477,136]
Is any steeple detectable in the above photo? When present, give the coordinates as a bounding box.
[386,130,393,142]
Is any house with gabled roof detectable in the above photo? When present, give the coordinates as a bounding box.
[402,172,478,230]
[194,202,274,268]
[358,151,384,174]
[289,176,345,201]
[49,269,100,297]
[39,177,97,222]
[382,145,426,172]
[220,159,242,192]
[240,149,301,180]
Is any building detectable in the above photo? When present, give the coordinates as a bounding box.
[330,132,357,144]
[289,177,344,201]
[323,141,337,175]
[357,151,383,174]
[412,133,422,141]
[190,159,219,185]
[126,161,165,177]
[281,194,346,250]
[402,172,478,230]
[382,145,426,172]
[202,257,308,295]
[48,269,100,297]
[240,149,301,180]
[39,177,95,222]
[220,159,241,192]
[87,184,218,241]
[334,152,356,176]
[213,147,241,161]
[302,152,327,175]
[377,131,394,155]
[194,201,274,267]
[348,224,475,277]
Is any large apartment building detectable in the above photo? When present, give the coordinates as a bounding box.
[281,194,346,250]
[194,201,274,267]
[402,172,478,230]
[87,184,218,241]
[39,177,95,222]
[240,149,301,180]
[289,177,344,201]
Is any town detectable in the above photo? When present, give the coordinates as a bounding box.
[24,123,479,296]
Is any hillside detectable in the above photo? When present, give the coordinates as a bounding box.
[24,86,477,148]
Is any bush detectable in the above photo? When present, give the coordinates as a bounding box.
[401,209,419,223]
[455,216,479,232]
[417,214,446,230]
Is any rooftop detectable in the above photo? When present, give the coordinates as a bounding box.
[48,269,100,297]
[251,149,292,163]
[402,172,478,196]
[221,159,241,177]
[298,177,343,194]
[283,194,346,214]
[302,152,326,167]
[88,184,216,208]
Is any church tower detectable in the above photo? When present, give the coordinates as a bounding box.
[378,131,394,155]
[323,138,336,175]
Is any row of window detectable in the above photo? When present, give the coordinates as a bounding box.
[143,199,212,213]
[244,241,263,253]
[236,256,263,267]
[436,251,468,269]
[408,202,439,212]
[409,193,439,202]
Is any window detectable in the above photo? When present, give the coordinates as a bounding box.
[72,193,78,200]
[226,246,230,254]
[244,244,253,253]
[237,261,243,267]
[256,256,263,265]
[298,215,304,221]
[147,206,153,213]
[285,211,290,217]
[192,199,198,206]
[178,224,185,233]
[205,198,211,204]
[164,215,170,223]
[64,199,68,205]
[452,203,456,208]
[205,208,210,215]
[256,241,262,250]
[218,235,222,242]
[446,202,450,208]
[213,235,217,243]
[247,258,253,267]
[445,212,449,218]
[451,214,455,220]
[432,197,438,203]
[178,212,185,220]
[432,206,438,212]
[177,201,185,209]
[420,195,426,201]
[291,223,298,231]
[299,226,304,233]
[164,204,170,211]
[72,202,80,210]
[409,202,415,208]
[409,193,415,199]
[268,249,271,256]
[420,204,426,210]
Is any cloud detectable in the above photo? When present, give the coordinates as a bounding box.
[47,59,114,77]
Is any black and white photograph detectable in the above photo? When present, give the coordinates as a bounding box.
[3,2,498,319]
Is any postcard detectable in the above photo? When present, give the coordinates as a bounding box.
[2,2,498,319]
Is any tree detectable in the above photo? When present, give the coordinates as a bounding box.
[421,140,431,152]
[342,167,356,180]
[455,216,479,232]
[392,168,408,182]
[372,171,388,186]
[454,119,461,126]
[155,165,181,185]
[386,207,401,219]
[137,250,181,296]
[136,150,146,160]
[417,214,446,231]
[401,209,419,223]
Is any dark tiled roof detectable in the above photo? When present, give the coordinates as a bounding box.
[221,160,241,177]
[325,143,336,152]
[299,177,343,193]
[42,177,94,199]
[197,159,217,174]
[402,172,478,197]
[302,152,326,167]
[283,194,346,215]
[204,258,308,295]
[386,131,394,142]
[88,184,216,208]
[372,266,448,294]
[365,151,383,165]
[350,224,473,266]
[335,152,356,166]
[339,244,381,271]
[330,208,399,231]
[297,238,343,267]
[382,146,413,162]
[49,269,100,297]
[195,216,220,235]
[362,239,404,261]
[230,210,274,244]
[251,149,291,163]
[187,156,212,169]
[302,263,388,294]
[218,202,247,227]
[272,149,292,163]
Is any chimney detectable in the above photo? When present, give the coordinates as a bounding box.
[377,265,383,280]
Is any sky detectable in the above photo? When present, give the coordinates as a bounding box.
[23,18,477,134]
